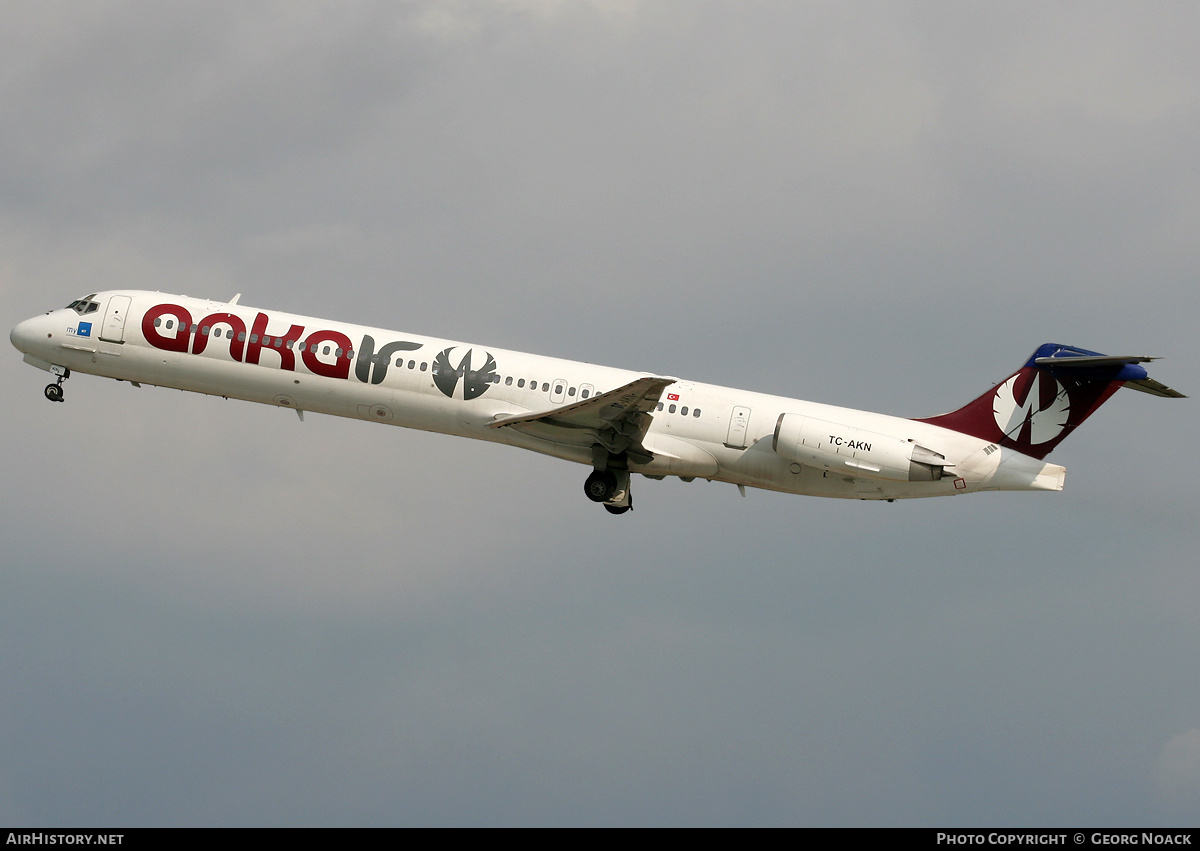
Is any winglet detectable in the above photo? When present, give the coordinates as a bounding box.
[228,293,241,305]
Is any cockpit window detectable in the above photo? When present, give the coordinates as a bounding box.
[66,295,100,315]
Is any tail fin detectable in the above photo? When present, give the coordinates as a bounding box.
[916,344,1185,460]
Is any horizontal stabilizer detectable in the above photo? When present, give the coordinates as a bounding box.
[1033,354,1159,368]
[1029,345,1185,397]
[1123,378,1187,398]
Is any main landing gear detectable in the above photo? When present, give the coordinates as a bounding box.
[585,450,633,516]
[44,366,69,403]
[584,469,618,502]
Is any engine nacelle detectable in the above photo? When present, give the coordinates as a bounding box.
[773,413,950,482]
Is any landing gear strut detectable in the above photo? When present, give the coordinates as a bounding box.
[44,366,69,403]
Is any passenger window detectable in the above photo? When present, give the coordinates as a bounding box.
[518,379,525,388]
[554,384,564,395]
[154,317,162,327]
[201,326,210,335]
[568,387,575,397]
[505,376,513,386]
[322,346,330,356]
[250,334,258,343]
[395,358,404,367]
[275,338,283,348]
[541,382,549,392]
[669,404,676,414]
[165,320,174,330]
[420,362,427,372]
[681,406,688,416]
[286,340,293,349]
[297,341,305,351]
[656,402,663,411]
[238,332,247,342]
[581,389,590,399]
[335,348,343,358]
[693,408,701,417]
[408,360,415,369]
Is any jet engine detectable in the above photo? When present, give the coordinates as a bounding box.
[773,413,950,482]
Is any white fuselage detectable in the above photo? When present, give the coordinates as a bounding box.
[11,291,1065,501]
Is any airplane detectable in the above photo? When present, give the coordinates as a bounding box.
[10,290,1185,514]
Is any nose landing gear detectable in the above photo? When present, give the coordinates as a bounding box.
[44,366,69,403]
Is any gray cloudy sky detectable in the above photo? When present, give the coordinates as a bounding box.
[2,1,1198,826]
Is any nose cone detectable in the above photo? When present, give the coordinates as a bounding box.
[10,316,42,355]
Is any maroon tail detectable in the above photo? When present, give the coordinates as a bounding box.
[914,344,1163,460]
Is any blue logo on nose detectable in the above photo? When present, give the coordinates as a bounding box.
[76,322,92,337]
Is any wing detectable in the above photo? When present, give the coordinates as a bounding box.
[487,375,676,463]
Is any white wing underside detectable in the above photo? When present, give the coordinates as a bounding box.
[487,375,676,461]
